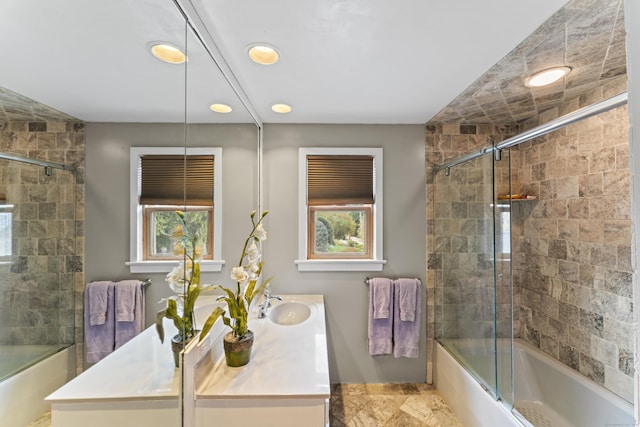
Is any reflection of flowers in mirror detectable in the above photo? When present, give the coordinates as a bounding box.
[155,210,212,345]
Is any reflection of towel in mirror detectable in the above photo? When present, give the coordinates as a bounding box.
[393,278,421,358]
[115,280,145,349]
[368,278,394,356]
[85,281,115,363]
[88,281,111,326]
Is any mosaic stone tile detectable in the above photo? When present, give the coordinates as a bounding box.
[579,353,606,385]
[428,0,625,125]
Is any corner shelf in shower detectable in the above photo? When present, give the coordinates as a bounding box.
[497,195,537,201]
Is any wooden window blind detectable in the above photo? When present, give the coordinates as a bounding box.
[139,155,214,206]
[306,155,374,205]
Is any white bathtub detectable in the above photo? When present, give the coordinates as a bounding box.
[513,340,634,427]
[0,345,75,426]
[435,339,635,427]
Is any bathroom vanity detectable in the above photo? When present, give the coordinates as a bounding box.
[190,295,330,427]
[46,294,330,427]
[45,317,181,427]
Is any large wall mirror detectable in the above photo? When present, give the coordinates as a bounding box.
[0,1,259,425]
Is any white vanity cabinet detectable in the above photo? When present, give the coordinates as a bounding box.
[45,318,181,427]
[46,295,330,427]
[190,295,330,427]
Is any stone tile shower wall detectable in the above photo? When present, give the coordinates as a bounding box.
[426,85,633,402]
[510,102,633,401]
[0,121,85,372]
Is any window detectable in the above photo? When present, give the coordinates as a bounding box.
[0,204,12,262]
[296,148,385,271]
[127,147,223,273]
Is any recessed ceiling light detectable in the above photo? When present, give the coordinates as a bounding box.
[149,42,187,64]
[210,104,233,113]
[248,44,279,65]
[272,104,292,114]
[524,66,571,88]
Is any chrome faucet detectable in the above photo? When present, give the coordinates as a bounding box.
[257,286,282,318]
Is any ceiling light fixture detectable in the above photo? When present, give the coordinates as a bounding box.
[149,42,187,64]
[271,104,292,114]
[248,44,279,65]
[524,66,571,88]
[210,104,233,113]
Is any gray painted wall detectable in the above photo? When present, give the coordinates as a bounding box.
[262,124,427,383]
[85,123,258,327]
[85,122,427,383]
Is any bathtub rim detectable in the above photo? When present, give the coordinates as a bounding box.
[435,338,635,426]
[513,339,634,416]
[0,344,75,426]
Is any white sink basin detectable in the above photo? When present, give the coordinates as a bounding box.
[269,302,311,325]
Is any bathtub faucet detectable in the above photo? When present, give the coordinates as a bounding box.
[257,286,282,318]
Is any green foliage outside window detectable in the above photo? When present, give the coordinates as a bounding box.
[314,210,365,254]
[152,210,210,256]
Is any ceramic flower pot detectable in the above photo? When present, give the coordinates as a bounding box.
[171,334,194,368]
[223,330,254,367]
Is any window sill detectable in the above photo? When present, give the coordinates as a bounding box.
[294,259,387,272]
[126,260,225,274]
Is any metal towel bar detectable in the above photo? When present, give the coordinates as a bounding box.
[363,276,421,285]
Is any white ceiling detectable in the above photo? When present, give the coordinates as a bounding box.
[0,0,569,125]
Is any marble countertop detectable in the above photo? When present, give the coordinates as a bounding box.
[45,296,222,404]
[45,294,330,404]
[45,318,180,403]
[195,294,330,399]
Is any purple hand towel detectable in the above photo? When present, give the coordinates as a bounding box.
[115,280,145,349]
[393,278,421,358]
[115,279,139,322]
[398,278,418,322]
[368,278,394,356]
[85,281,116,363]
[88,281,111,326]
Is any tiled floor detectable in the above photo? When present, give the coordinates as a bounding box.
[27,412,51,427]
[29,384,462,427]
[330,383,462,427]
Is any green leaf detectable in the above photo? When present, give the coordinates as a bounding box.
[247,277,273,307]
[156,309,167,343]
[184,284,202,314]
[198,306,225,343]
[166,298,184,332]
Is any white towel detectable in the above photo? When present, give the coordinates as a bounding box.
[368,278,394,356]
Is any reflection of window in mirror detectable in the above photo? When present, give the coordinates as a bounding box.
[0,202,12,261]
[296,148,386,272]
[496,204,511,258]
[127,147,223,273]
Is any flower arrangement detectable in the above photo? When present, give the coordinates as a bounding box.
[199,210,271,343]
[155,210,212,345]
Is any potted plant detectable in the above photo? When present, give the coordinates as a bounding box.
[156,210,212,367]
[199,210,271,367]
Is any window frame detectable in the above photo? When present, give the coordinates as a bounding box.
[127,147,224,273]
[296,147,386,272]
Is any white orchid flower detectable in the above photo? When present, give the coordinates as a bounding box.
[231,266,249,283]
[166,263,188,294]
[247,241,261,262]
[254,223,267,241]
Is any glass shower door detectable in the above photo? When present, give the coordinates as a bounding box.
[434,152,499,396]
